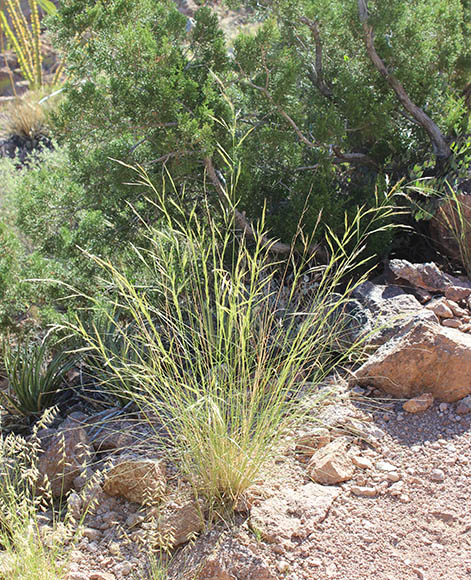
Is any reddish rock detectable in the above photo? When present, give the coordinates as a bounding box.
[389,259,471,293]
[148,497,204,548]
[425,298,453,319]
[403,393,434,413]
[38,415,92,498]
[355,319,471,401]
[441,318,462,329]
[308,438,354,485]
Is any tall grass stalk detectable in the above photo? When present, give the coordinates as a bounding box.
[71,162,400,506]
[0,409,85,580]
[408,180,471,276]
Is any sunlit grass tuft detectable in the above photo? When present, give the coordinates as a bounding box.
[71,161,400,506]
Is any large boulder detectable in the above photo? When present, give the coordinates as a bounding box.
[354,319,471,401]
[351,281,438,345]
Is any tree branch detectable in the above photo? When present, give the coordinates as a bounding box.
[242,74,379,169]
[300,17,332,99]
[358,0,451,163]
[204,157,294,255]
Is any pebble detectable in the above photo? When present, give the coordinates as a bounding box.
[403,393,434,414]
[352,456,373,470]
[386,472,401,482]
[86,542,98,553]
[400,494,411,503]
[376,460,397,472]
[441,318,462,328]
[430,468,445,482]
[83,528,102,542]
[456,395,471,415]
[115,561,132,577]
[351,485,377,497]
[125,513,145,528]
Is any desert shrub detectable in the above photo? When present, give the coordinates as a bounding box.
[71,162,398,505]
[46,0,470,252]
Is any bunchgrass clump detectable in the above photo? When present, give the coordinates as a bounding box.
[72,163,399,506]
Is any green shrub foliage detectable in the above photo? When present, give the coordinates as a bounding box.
[47,0,471,249]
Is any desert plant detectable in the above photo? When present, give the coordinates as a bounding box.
[71,161,400,506]
[0,409,96,580]
[0,88,61,141]
[0,0,43,90]
[1,335,76,415]
[82,310,149,406]
[0,0,60,91]
[49,0,470,249]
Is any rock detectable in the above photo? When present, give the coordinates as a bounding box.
[350,485,377,497]
[403,393,434,413]
[148,497,204,548]
[375,460,397,472]
[197,546,276,580]
[64,574,89,580]
[89,573,115,580]
[388,259,471,293]
[425,298,453,319]
[103,458,166,504]
[38,415,93,498]
[308,439,354,485]
[430,468,445,482]
[351,281,437,345]
[91,420,139,452]
[352,456,373,470]
[441,318,462,329]
[295,428,330,456]
[250,483,339,543]
[83,527,102,542]
[446,285,471,302]
[354,319,471,401]
[456,395,471,415]
[115,561,132,577]
[445,300,468,318]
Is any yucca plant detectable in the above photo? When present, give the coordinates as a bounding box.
[71,160,400,506]
[82,310,149,406]
[0,0,59,91]
[1,335,76,416]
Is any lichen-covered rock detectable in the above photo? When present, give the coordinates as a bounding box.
[103,458,166,504]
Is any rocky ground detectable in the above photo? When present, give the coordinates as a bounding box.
[55,379,471,580]
[50,259,471,580]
